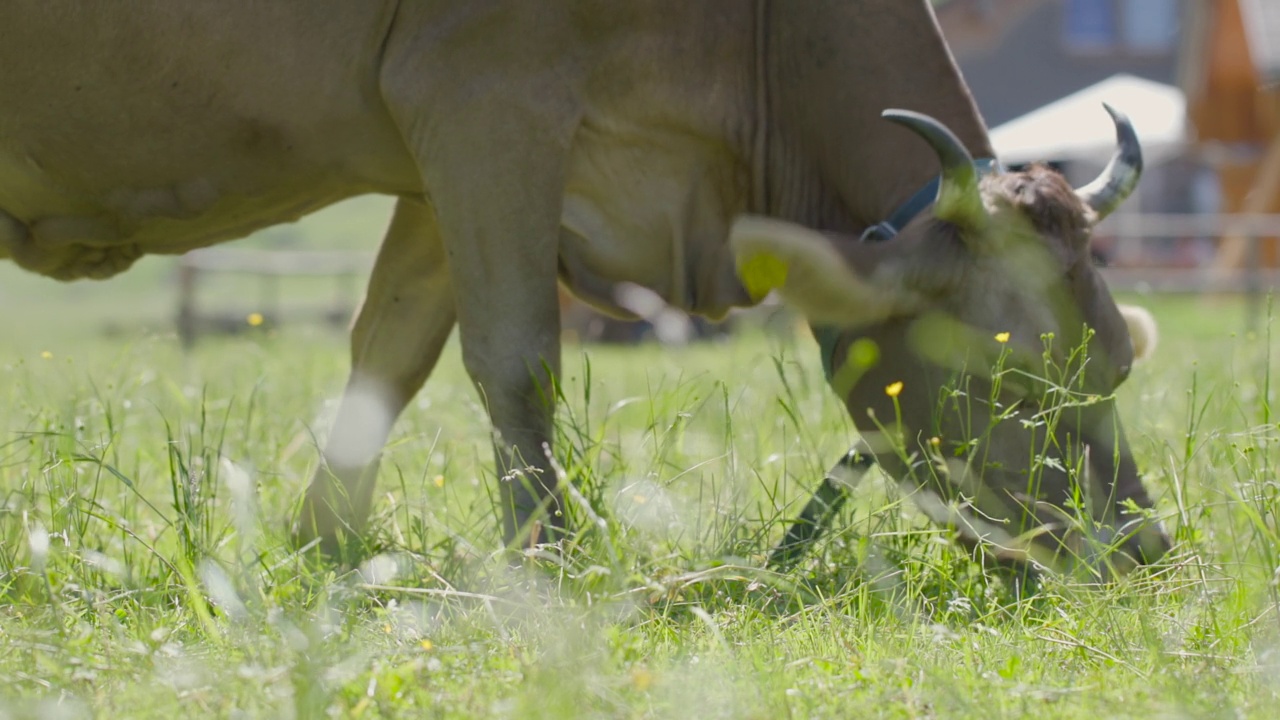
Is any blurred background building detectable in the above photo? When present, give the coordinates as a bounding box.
[936,0,1280,286]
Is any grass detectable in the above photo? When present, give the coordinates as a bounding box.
[1,237,1278,718]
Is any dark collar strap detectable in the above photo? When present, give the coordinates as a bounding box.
[858,158,1002,244]
[817,157,1001,380]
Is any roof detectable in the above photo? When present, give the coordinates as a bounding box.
[988,74,1186,165]
[1240,0,1280,86]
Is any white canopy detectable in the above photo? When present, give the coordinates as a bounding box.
[989,74,1187,166]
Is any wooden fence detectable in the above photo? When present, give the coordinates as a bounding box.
[175,248,371,348]
[173,212,1280,346]
[1097,213,1280,329]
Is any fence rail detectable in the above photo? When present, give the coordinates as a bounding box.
[1100,213,1280,238]
[173,212,1280,346]
[179,248,373,276]
[176,248,372,347]
[1096,212,1280,328]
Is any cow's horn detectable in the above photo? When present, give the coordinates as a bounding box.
[1075,103,1143,222]
[883,109,985,228]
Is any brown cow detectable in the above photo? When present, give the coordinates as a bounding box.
[0,1,1168,569]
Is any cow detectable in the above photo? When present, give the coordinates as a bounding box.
[0,1,1169,571]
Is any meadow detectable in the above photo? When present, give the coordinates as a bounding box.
[0,197,1278,718]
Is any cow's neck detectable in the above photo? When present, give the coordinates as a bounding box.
[758,0,994,233]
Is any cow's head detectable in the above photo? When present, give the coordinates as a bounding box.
[732,106,1170,574]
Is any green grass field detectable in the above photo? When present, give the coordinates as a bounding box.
[1,207,1278,717]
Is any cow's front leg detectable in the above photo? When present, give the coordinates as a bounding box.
[446,221,565,548]
[440,179,566,548]
[459,296,564,548]
[388,112,575,548]
[378,5,589,548]
[296,198,455,553]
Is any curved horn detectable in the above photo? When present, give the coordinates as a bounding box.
[882,109,985,227]
[1075,103,1143,222]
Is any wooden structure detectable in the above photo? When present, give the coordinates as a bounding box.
[175,248,370,348]
[1181,0,1280,271]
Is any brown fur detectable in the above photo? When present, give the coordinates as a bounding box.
[982,164,1093,250]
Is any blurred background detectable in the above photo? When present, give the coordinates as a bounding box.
[2,0,1277,347]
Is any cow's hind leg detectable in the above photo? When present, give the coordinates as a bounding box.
[296,197,455,555]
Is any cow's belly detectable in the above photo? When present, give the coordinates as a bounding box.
[0,145,398,281]
[0,1,415,281]
[558,122,752,319]
[0,132,412,281]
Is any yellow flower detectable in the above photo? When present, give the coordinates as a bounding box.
[994,332,1010,344]
[885,381,903,398]
[246,312,264,327]
[420,639,433,651]
[432,474,445,488]
[630,667,654,692]
[40,351,53,360]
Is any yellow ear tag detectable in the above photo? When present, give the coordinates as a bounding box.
[738,252,789,302]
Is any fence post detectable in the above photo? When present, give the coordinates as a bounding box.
[1246,232,1263,333]
[177,261,198,350]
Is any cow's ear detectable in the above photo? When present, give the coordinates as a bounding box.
[729,216,902,326]
[1117,303,1157,361]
